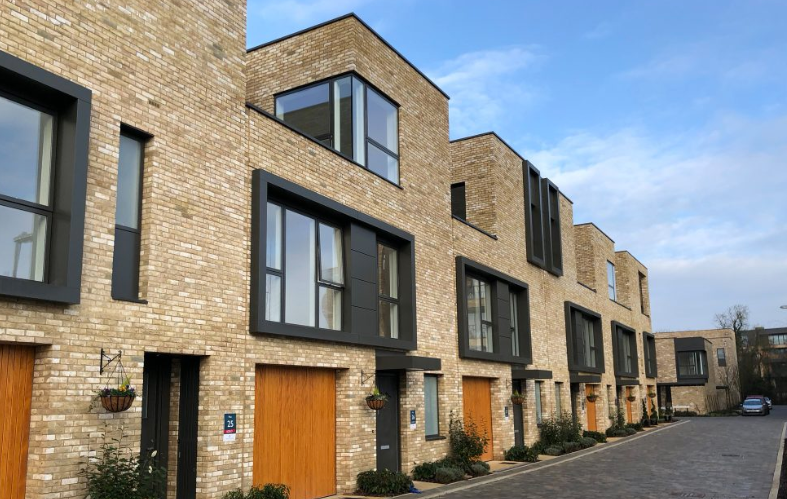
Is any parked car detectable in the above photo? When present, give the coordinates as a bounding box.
[742,398,768,416]
[744,395,770,415]
[765,397,773,410]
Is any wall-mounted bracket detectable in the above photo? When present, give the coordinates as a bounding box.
[100,349,122,375]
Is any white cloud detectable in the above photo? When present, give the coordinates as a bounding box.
[524,113,787,330]
[428,47,545,138]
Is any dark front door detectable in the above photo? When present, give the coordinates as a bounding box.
[141,354,172,499]
[176,356,200,499]
[376,373,400,471]
[570,383,579,424]
[512,380,524,447]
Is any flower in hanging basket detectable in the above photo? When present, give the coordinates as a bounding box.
[627,395,636,402]
[648,391,656,398]
[365,386,389,410]
[510,390,525,405]
[586,393,599,403]
[98,376,136,413]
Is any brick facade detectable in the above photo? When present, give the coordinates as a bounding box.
[0,6,656,498]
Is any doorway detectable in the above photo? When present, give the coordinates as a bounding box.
[0,344,35,499]
[625,386,634,423]
[462,377,494,461]
[141,353,200,499]
[376,373,401,472]
[585,385,597,431]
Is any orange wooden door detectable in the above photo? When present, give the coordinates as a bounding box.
[462,377,493,461]
[625,387,633,423]
[585,385,597,431]
[255,365,336,499]
[0,344,35,499]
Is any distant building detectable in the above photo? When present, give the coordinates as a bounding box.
[741,327,787,403]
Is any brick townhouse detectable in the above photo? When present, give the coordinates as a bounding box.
[0,3,656,498]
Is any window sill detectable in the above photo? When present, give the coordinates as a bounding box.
[577,281,597,293]
[113,296,148,305]
[425,435,446,441]
[610,299,632,311]
[451,215,498,240]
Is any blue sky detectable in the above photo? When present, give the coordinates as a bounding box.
[248,0,787,331]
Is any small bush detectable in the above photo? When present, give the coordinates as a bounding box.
[562,441,581,454]
[538,412,582,448]
[605,427,617,437]
[434,466,465,484]
[582,430,607,443]
[412,461,439,481]
[613,429,629,437]
[356,469,412,496]
[624,427,637,436]
[449,415,488,472]
[579,437,597,449]
[222,491,246,499]
[544,446,563,456]
[248,485,290,499]
[504,445,539,462]
[469,462,490,477]
[626,423,643,432]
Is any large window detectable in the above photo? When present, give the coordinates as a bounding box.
[265,203,344,330]
[378,244,399,339]
[275,75,399,184]
[613,324,638,377]
[466,275,493,352]
[523,161,563,275]
[424,375,440,438]
[678,351,706,377]
[0,94,54,282]
[0,51,91,304]
[566,302,604,374]
[769,334,787,346]
[580,315,597,368]
[607,261,617,300]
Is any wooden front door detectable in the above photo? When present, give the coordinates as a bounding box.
[255,365,336,499]
[462,377,493,461]
[625,387,633,422]
[585,385,597,431]
[0,344,35,499]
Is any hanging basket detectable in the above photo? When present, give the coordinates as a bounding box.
[510,395,525,406]
[586,394,598,403]
[366,397,387,411]
[648,392,656,399]
[627,395,636,402]
[100,394,136,413]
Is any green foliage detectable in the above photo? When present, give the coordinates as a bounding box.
[538,412,582,448]
[434,466,465,484]
[448,414,488,472]
[582,430,607,443]
[615,407,627,430]
[579,437,597,449]
[626,423,643,432]
[247,484,290,499]
[624,427,637,436]
[356,469,412,496]
[543,446,563,456]
[562,441,581,453]
[613,429,629,437]
[504,445,539,462]
[641,400,648,422]
[412,461,440,481]
[222,490,247,499]
[80,430,167,499]
[469,462,490,477]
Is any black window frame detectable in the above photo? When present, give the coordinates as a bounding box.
[541,178,563,276]
[523,161,563,276]
[450,182,467,220]
[377,241,400,339]
[677,351,707,378]
[0,50,91,304]
[424,374,441,439]
[456,256,532,364]
[643,332,657,378]
[250,170,416,350]
[607,260,617,301]
[273,71,401,186]
[564,302,604,374]
[674,337,709,381]
[611,321,638,379]
[638,271,648,315]
[111,125,150,304]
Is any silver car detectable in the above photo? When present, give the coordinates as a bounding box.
[742,398,767,416]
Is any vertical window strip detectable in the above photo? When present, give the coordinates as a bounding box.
[535,381,543,425]
[510,291,519,357]
[424,375,439,437]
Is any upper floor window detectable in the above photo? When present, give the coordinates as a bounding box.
[378,243,399,339]
[565,302,604,373]
[523,162,563,276]
[613,323,638,377]
[643,332,657,378]
[450,182,466,220]
[607,261,617,300]
[265,203,344,330]
[638,271,648,314]
[466,275,493,352]
[275,75,399,184]
[769,334,787,346]
[677,351,706,377]
[0,51,91,304]
[510,291,520,357]
[717,348,726,367]
[580,315,597,368]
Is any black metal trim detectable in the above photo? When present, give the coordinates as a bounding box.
[643,332,657,378]
[375,352,441,371]
[615,377,640,386]
[511,368,553,380]
[611,320,639,378]
[541,177,563,277]
[451,215,498,240]
[570,373,602,384]
[523,161,546,269]
[565,301,605,374]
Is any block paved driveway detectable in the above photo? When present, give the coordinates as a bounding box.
[427,407,787,499]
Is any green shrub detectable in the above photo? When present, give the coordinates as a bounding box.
[449,415,488,472]
[582,430,607,443]
[222,491,246,499]
[624,427,637,436]
[538,412,582,448]
[605,427,617,437]
[613,429,629,437]
[626,423,643,432]
[579,437,597,449]
[543,446,563,456]
[246,484,290,499]
[80,432,167,499]
[356,469,412,496]
[434,466,465,484]
[562,441,581,453]
[674,410,697,417]
[469,462,490,477]
[412,461,439,481]
[504,445,539,462]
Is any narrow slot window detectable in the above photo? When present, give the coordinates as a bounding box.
[424,375,440,437]
[378,243,399,338]
[451,182,466,220]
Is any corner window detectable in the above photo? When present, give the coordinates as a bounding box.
[677,351,706,377]
[264,203,344,330]
[378,243,399,339]
[112,128,149,302]
[607,261,617,300]
[0,51,92,304]
[275,74,399,184]
[717,348,726,367]
[466,275,493,352]
[534,381,543,425]
[424,375,440,438]
[450,182,466,220]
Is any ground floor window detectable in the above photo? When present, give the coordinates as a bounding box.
[424,375,439,437]
[555,382,563,415]
[535,381,543,424]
